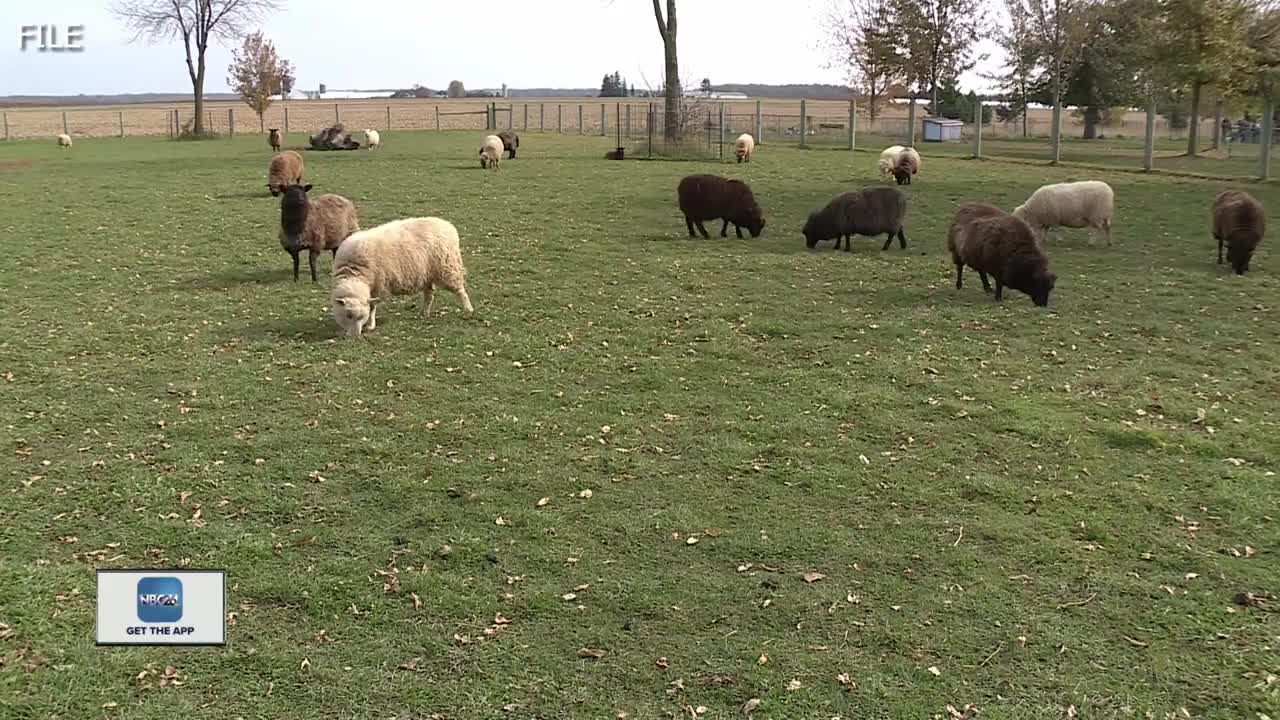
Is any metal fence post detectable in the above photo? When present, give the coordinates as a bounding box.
[625,104,631,140]
[755,99,762,145]
[718,102,725,159]
[848,100,856,151]
[1143,96,1156,172]
[799,99,807,148]
[907,99,917,147]
[119,111,125,138]
[973,98,982,158]
[228,108,234,137]
[1261,90,1274,180]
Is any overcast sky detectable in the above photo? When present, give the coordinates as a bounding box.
[3,0,1001,95]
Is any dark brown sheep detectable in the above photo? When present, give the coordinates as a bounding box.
[605,148,624,160]
[1213,190,1265,275]
[802,187,907,251]
[498,130,519,159]
[677,175,766,239]
[947,203,1056,307]
[268,128,281,152]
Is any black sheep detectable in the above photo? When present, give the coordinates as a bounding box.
[802,187,908,251]
[677,175,766,239]
[498,130,520,159]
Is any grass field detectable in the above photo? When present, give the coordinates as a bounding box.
[1,133,1278,719]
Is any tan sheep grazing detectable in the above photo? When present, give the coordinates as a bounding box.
[479,135,503,170]
[331,217,475,337]
[735,133,755,163]
[267,150,304,197]
[57,133,72,149]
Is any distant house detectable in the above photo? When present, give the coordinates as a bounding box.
[685,90,749,100]
[277,88,392,101]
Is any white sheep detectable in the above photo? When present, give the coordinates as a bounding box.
[878,145,905,177]
[1013,180,1114,246]
[480,134,503,170]
[362,129,381,149]
[734,133,755,163]
[57,133,72,149]
[331,217,475,337]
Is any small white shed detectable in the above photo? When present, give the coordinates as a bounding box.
[923,118,964,142]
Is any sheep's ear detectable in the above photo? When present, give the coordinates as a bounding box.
[303,184,313,192]
[335,298,346,306]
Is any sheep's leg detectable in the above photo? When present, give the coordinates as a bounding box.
[897,228,908,249]
[993,277,1004,301]
[308,250,319,283]
[1217,235,1224,264]
[440,275,475,318]
[291,250,300,282]
[881,232,894,251]
[720,220,730,238]
[685,216,697,238]
[955,263,964,290]
[978,271,992,293]
[735,224,744,239]
[695,221,711,239]
[422,284,435,318]
[1103,219,1112,246]
[368,304,377,331]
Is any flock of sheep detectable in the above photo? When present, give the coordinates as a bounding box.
[248,125,1268,336]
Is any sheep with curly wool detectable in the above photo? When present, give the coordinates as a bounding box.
[878,145,905,177]
[362,129,381,149]
[57,133,73,149]
[480,135,504,169]
[498,130,519,158]
[677,175,766,239]
[893,147,920,185]
[802,187,908,252]
[267,150,304,197]
[947,203,1056,307]
[268,128,281,152]
[1213,190,1265,275]
[278,184,359,283]
[1013,180,1114,245]
[330,217,475,337]
[735,133,755,163]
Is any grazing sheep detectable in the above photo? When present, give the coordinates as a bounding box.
[480,134,503,169]
[878,145,906,177]
[604,148,625,160]
[362,129,381,149]
[947,203,1056,307]
[735,133,755,163]
[268,128,281,152]
[57,133,72,149]
[331,217,475,337]
[310,123,360,151]
[677,174,766,239]
[802,187,908,252]
[1013,180,1114,245]
[267,150,304,197]
[497,130,519,159]
[278,184,360,283]
[893,147,921,185]
[1213,190,1265,275]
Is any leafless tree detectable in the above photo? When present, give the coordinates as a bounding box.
[112,0,281,136]
[652,0,682,143]
[824,0,902,124]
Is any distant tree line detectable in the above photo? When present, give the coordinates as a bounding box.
[599,71,634,97]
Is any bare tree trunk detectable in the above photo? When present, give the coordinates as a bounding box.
[931,83,939,117]
[193,73,205,135]
[1212,96,1224,150]
[653,0,681,145]
[1050,51,1062,163]
[1186,80,1202,157]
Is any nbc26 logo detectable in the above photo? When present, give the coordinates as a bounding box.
[136,577,183,623]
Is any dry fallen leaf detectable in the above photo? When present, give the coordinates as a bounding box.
[757,653,769,666]
[786,678,802,691]
[398,657,422,672]
[561,592,578,602]
[836,672,856,688]
[1123,636,1148,648]
[411,593,422,610]
[495,516,509,526]
[742,698,761,715]
[577,647,607,660]
[656,656,669,669]
[685,536,699,546]
[577,489,593,499]
[536,497,550,507]
[300,658,312,672]
[927,666,942,676]
[802,572,826,583]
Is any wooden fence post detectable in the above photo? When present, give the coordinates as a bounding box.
[1260,90,1274,180]
[848,100,855,151]
[386,105,391,131]
[907,99,917,147]
[540,103,545,132]
[558,104,562,133]
[334,103,340,124]
[3,111,9,141]
[62,111,69,135]
[799,100,807,148]
[119,111,125,138]
[601,104,606,137]
[578,104,583,134]
[284,106,289,135]
[228,108,234,137]
[1143,96,1156,172]
[523,104,528,131]
[625,104,631,140]
[973,98,982,158]
[435,106,440,131]
[755,99,762,145]
[718,103,725,159]
[207,111,213,133]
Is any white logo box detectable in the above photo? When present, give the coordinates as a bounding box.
[96,569,227,646]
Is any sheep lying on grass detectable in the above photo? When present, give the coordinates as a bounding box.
[947,203,1056,307]
[278,183,359,283]
[498,130,519,158]
[268,128,281,152]
[480,135,504,169]
[893,147,920,185]
[57,134,72,149]
[362,129,381,149]
[267,150,304,197]
[331,217,475,337]
[735,133,755,163]
[1213,190,1265,275]
[803,187,908,252]
[1013,180,1114,245]
[677,174,766,239]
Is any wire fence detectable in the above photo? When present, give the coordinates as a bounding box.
[2,96,1273,179]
